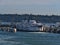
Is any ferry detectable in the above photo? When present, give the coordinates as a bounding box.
[16,20,44,32]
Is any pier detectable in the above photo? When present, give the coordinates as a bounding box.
[0,24,17,32]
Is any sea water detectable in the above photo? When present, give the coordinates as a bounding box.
[0,31,60,45]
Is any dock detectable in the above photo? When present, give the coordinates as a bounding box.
[0,24,17,32]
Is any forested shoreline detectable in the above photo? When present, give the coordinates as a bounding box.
[0,14,60,23]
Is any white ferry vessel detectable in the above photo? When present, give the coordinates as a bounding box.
[16,20,44,32]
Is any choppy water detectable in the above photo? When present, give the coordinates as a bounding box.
[0,31,60,45]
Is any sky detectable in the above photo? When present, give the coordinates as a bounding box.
[0,0,60,15]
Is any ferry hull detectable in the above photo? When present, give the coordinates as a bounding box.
[17,27,42,32]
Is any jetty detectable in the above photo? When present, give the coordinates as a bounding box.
[0,22,17,32]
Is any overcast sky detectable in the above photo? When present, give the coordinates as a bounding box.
[0,0,60,15]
